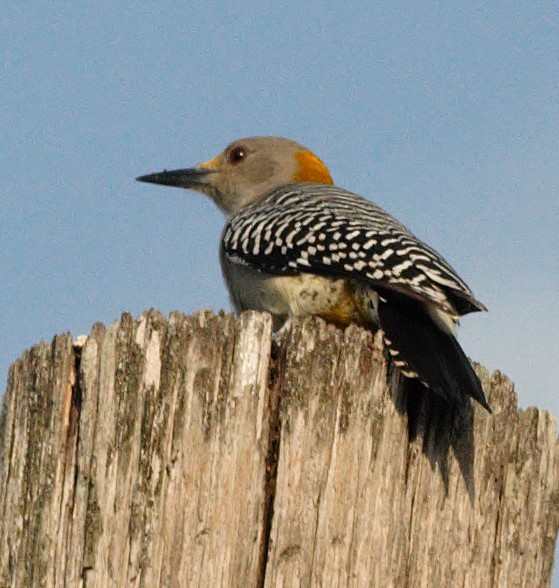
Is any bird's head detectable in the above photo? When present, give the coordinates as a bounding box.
[137,136,333,216]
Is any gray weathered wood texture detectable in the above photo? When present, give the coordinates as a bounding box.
[0,310,558,587]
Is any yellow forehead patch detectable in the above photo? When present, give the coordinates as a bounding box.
[294,151,333,185]
[199,155,221,170]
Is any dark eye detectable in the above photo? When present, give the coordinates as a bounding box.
[228,146,246,164]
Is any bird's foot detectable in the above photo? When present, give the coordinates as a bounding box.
[271,317,294,347]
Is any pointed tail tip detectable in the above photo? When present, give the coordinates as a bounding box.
[473,392,492,414]
[481,398,492,414]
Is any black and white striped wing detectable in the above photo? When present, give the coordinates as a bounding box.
[222,184,485,316]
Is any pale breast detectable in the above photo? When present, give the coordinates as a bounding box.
[220,256,370,330]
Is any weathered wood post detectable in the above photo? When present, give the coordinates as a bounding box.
[1,309,558,587]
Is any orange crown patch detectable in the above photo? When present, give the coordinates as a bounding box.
[293,151,334,185]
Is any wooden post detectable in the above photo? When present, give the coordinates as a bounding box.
[0,310,558,587]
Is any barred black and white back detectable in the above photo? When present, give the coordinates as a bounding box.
[221,183,490,411]
[223,184,485,316]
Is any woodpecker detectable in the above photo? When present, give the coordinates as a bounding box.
[137,137,490,413]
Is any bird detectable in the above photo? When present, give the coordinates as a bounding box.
[137,136,490,414]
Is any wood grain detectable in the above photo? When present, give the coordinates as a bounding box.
[0,311,557,587]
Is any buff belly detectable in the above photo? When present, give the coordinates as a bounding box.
[220,259,375,330]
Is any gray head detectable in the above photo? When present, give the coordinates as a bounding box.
[137,136,333,216]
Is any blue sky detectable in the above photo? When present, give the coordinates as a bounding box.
[2,0,558,558]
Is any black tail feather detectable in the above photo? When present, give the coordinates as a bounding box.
[378,291,490,412]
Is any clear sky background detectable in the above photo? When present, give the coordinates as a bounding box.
[2,2,559,576]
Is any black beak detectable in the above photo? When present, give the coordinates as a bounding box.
[136,167,212,188]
